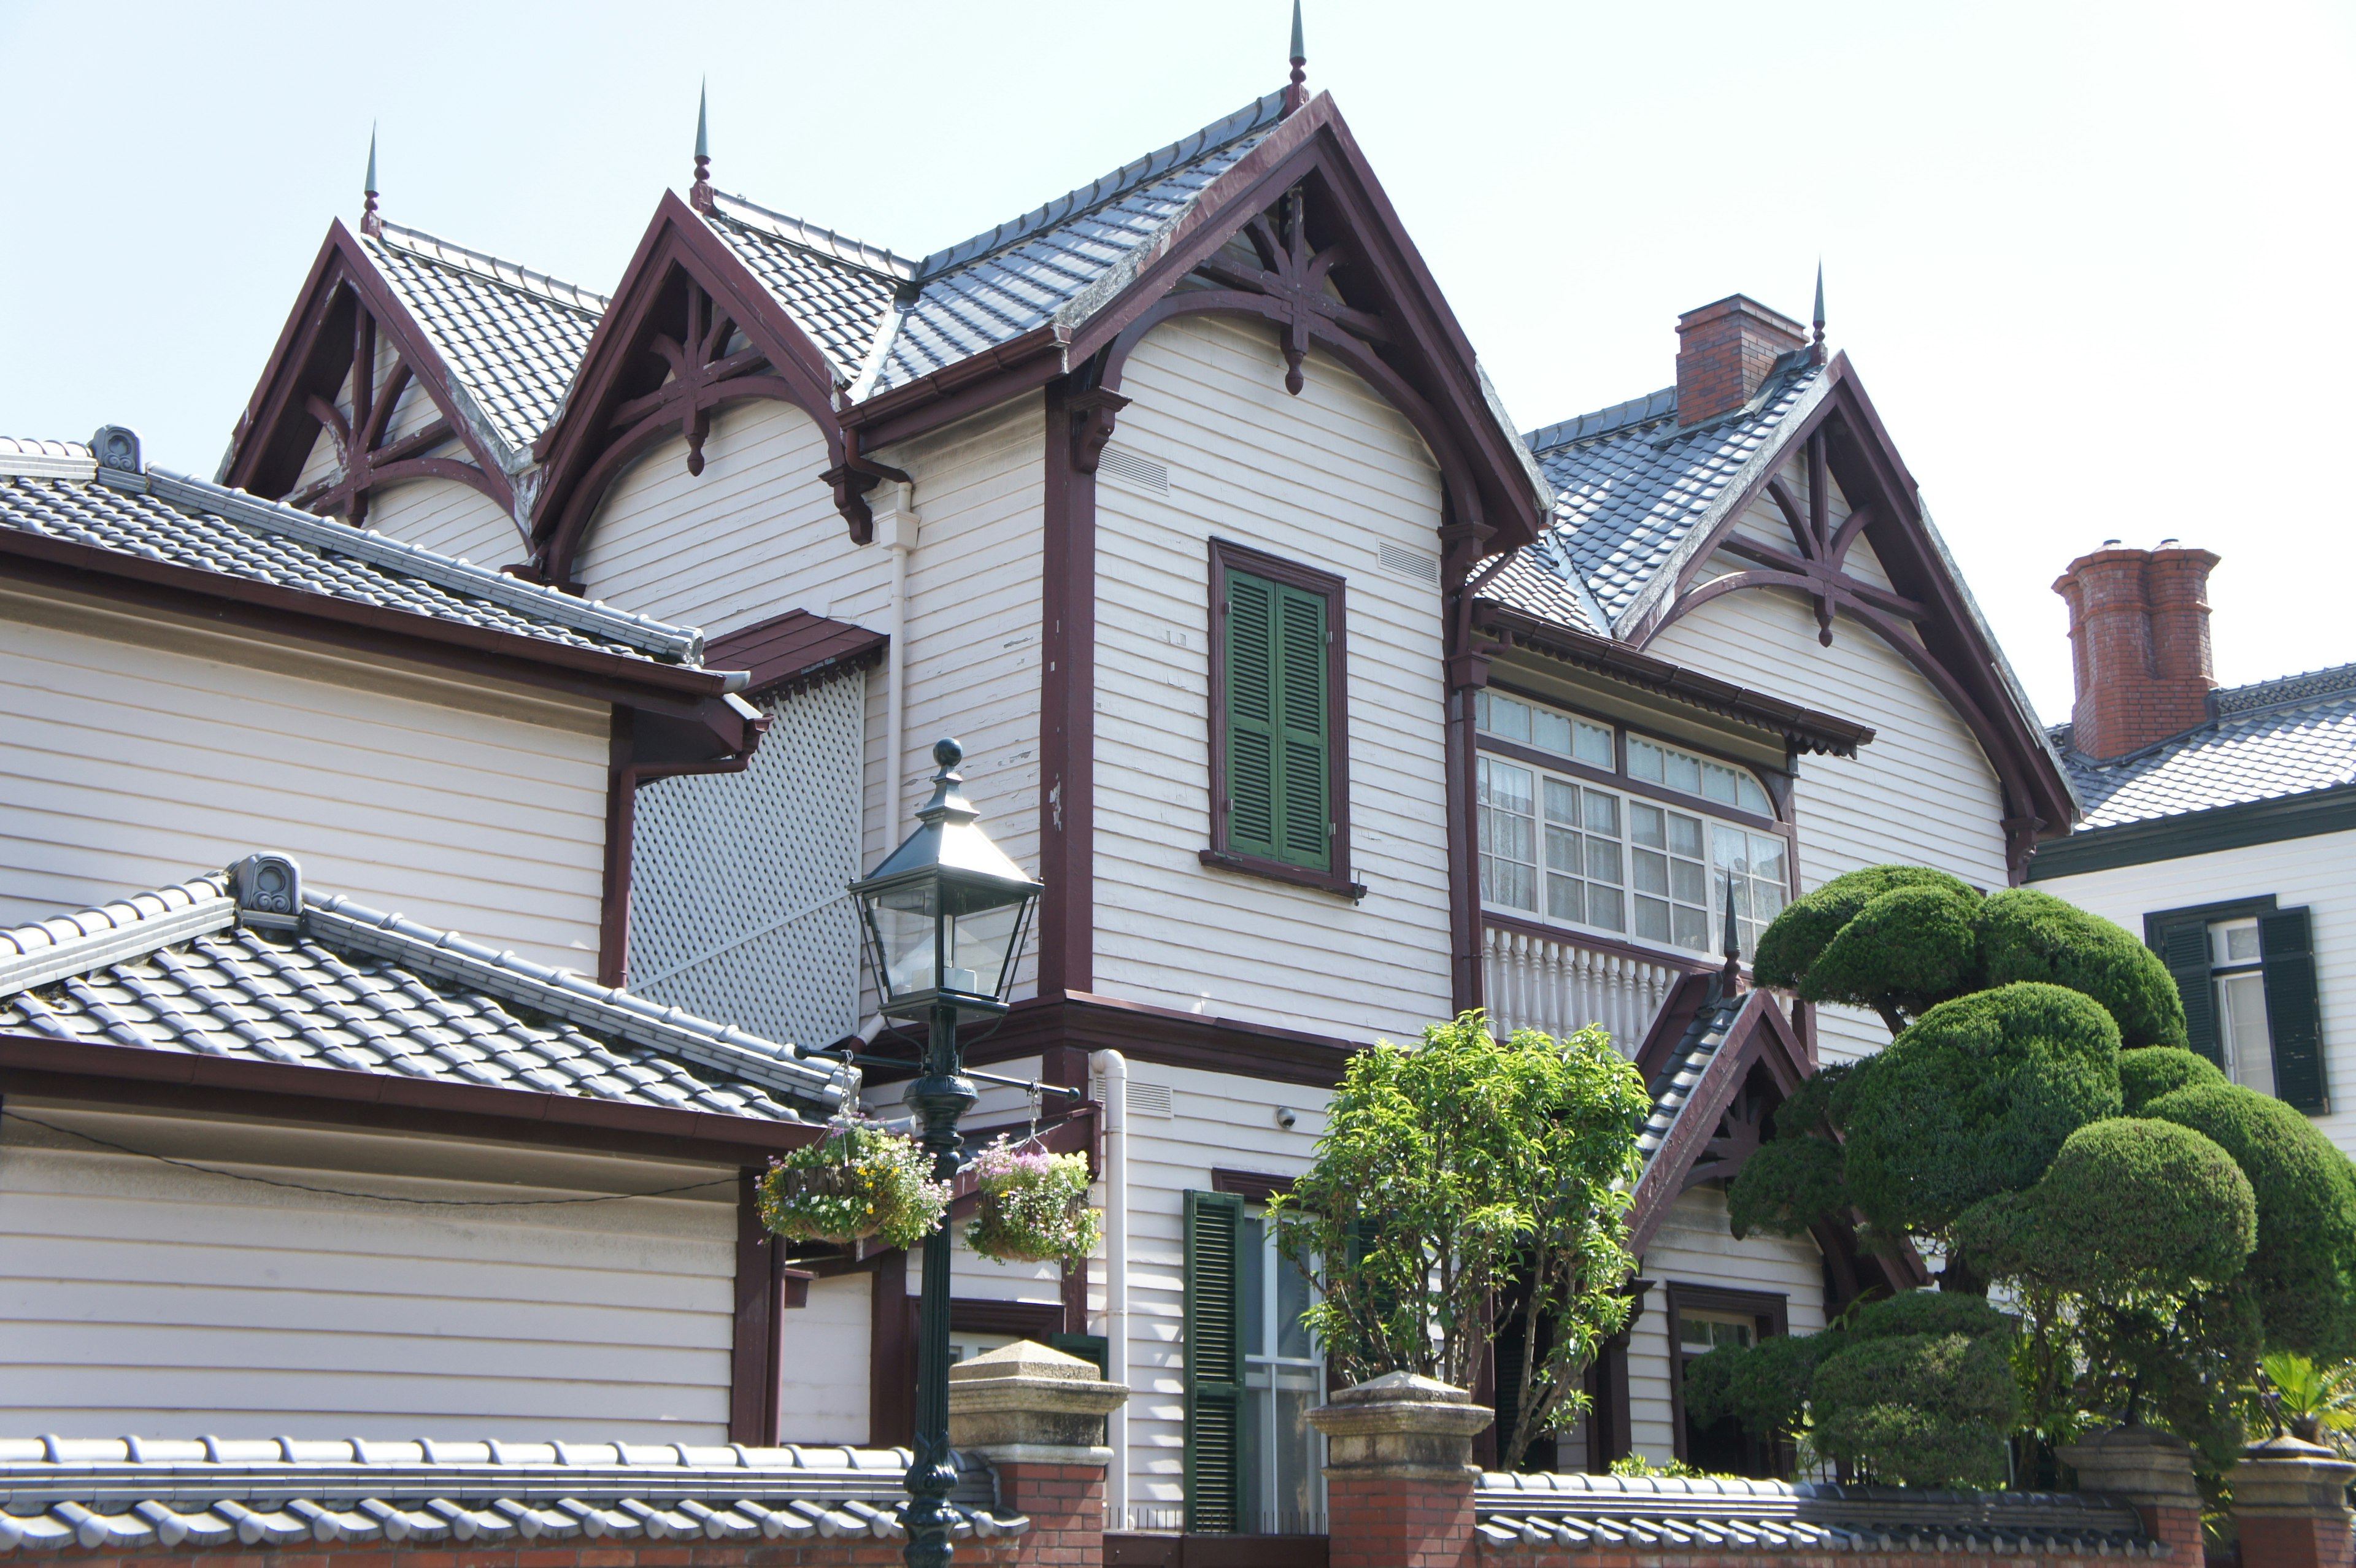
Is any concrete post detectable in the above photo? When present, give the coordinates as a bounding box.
[2060,1424,2206,1561]
[2229,1433,2356,1567]
[1308,1372,1494,1568]
[948,1340,1129,1562]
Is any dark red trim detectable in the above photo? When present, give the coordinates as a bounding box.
[1663,1282,1789,1465]
[1626,989,1811,1253]
[706,609,888,700]
[1206,538,1354,890]
[0,1036,826,1164]
[933,991,1361,1091]
[1209,1169,1296,1204]
[1036,379,1098,995]
[869,1247,912,1448]
[1473,602,1874,757]
[840,329,1069,453]
[730,1169,791,1444]
[949,1298,1064,1339]
[599,707,772,987]
[1104,1534,1329,1568]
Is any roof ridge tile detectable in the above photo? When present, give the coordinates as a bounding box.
[703,196,916,281]
[371,223,611,315]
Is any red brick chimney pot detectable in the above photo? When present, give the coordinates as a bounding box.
[1676,294,1806,426]
[2054,544,2220,761]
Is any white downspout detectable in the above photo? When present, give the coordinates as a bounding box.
[873,483,919,824]
[1093,1048,1131,1528]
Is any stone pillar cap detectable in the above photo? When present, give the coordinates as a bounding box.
[1323,1370,1475,1407]
[2229,1432,2356,1518]
[2058,1423,2202,1508]
[946,1339,1128,1464]
[947,1340,1109,1385]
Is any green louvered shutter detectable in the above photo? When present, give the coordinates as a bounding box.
[1274,584,1331,870]
[1225,574,1280,859]
[1222,567,1332,871]
[2158,921,2221,1066]
[2261,907,2328,1112]
[1184,1189,1245,1534]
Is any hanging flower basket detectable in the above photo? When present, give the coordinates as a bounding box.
[758,1118,949,1251]
[966,1137,1101,1265]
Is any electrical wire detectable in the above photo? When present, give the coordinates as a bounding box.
[0,1108,738,1208]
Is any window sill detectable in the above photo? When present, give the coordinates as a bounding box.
[1199,848,1367,901]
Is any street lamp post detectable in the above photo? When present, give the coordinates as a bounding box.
[850,739,1045,1568]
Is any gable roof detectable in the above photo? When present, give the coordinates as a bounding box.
[0,436,709,668]
[360,221,609,467]
[0,864,855,1119]
[698,196,912,388]
[2052,663,2356,830]
[707,607,888,700]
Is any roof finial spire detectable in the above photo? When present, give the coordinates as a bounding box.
[1281,0,1308,116]
[1719,870,1745,993]
[361,123,383,238]
[1811,260,1826,367]
[689,80,715,215]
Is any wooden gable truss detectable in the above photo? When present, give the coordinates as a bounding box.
[1623,357,2076,878]
[525,194,879,591]
[221,221,515,530]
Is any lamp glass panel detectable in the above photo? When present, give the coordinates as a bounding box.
[946,901,1020,998]
[869,885,940,1001]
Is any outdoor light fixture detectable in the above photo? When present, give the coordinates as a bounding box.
[852,739,1041,1017]
[850,738,1047,1568]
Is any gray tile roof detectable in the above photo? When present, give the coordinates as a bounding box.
[695,93,1288,402]
[0,1437,1022,1552]
[0,863,855,1118]
[1474,1472,2150,1556]
[1634,991,1740,1168]
[1500,359,1828,632]
[2055,664,2356,831]
[363,223,609,464]
[0,444,705,665]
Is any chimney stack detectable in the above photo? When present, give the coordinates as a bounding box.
[2052,542,2221,761]
[1676,295,1807,426]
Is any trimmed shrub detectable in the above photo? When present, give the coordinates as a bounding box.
[1801,883,1985,1018]
[1842,983,2123,1235]
[2144,1082,2356,1358]
[2119,1047,2227,1113]
[1727,1133,1849,1240]
[1977,889,2187,1048]
[1841,1288,2015,1344]
[1809,1315,2019,1488]
[1684,1330,1836,1440]
[1753,865,1982,994]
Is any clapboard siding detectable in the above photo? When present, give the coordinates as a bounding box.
[780,1274,873,1445]
[0,587,609,969]
[1647,464,2010,1066]
[0,1109,736,1440]
[1090,317,1453,1040]
[2039,829,2356,1158]
[366,469,522,565]
[1629,1185,1827,1466]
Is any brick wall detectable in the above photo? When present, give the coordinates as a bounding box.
[2052,543,2220,761]
[1674,297,1806,426]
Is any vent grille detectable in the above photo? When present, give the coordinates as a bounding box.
[1378,542,1441,584]
[1129,1082,1175,1118]
[1098,447,1169,495]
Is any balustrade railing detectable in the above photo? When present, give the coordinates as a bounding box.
[1482,923,1687,1059]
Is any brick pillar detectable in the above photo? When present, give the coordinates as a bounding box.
[2230,1433,2356,1567]
[1309,1372,1495,1568]
[949,1339,1129,1566]
[2060,1423,2206,1561]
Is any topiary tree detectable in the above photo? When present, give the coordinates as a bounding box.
[1270,1013,1652,1467]
[2119,1047,2226,1113]
[1684,1329,1838,1452]
[1975,889,2187,1049]
[1807,1291,2020,1489]
[2142,1082,2356,1361]
[1753,867,1984,1032]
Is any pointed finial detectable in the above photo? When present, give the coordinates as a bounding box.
[1719,870,1744,991]
[1811,260,1826,367]
[361,123,383,238]
[1282,0,1308,116]
[690,80,715,215]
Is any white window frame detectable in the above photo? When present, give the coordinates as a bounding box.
[2210,917,2277,1098]
[1238,1209,1326,1535]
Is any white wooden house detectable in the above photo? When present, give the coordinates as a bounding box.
[15,59,2082,1540]
[2030,542,2354,1154]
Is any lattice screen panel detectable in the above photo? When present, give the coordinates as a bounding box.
[630,672,866,1049]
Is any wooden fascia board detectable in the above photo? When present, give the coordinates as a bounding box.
[1627,988,1786,1255]
[225,228,353,491]
[0,1034,828,1164]
[0,526,740,715]
[836,326,1069,452]
[2026,785,2356,879]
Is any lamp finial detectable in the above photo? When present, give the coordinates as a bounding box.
[1282,0,1307,115]
[361,123,382,237]
[690,80,715,215]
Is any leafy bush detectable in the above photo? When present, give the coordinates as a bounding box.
[1752,865,1982,1001]
[1685,1329,1838,1440]
[1976,889,2187,1048]
[1803,883,1985,1020]
[1727,1133,1849,1240]
[2119,1047,2227,1113]
[1809,1302,2019,1488]
[1842,983,2123,1235]
[2145,1082,2356,1359]
[1839,1288,2015,1343]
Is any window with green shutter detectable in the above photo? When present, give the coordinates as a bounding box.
[1184,1189,1245,1534]
[2147,897,2329,1114]
[1209,542,1349,888]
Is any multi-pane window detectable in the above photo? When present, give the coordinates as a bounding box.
[1476,696,1787,958]
[2151,901,2327,1113]
[2211,918,2276,1099]
[1239,1212,1324,1534]
[1629,734,1774,815]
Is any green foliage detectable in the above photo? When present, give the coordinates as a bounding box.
[1270,1012,1650,1466]
[2258,1351,2356,1448]
[1727,1133,1850,1240]
[1842,983,2123,1236]
[1802,883,1985,1020]
[2120,1047,2227,1113]
[758,1118,950,1251]
[966,1138,1101,1266]
[1976,889,2187,1048]
[1606,1455,1730,1480]
[1684,1329,1838,1440]
[1752,865,1982,1003]
[2145,1083,2356,1359]
[1808,1297,2020,1488]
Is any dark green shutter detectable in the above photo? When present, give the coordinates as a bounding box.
[2262,907,2328,1112]
[1184,1189,1245,1534]
[1222,567,1331,872]
[2158,920,2221,1066]
[1047,1332,1111,1380]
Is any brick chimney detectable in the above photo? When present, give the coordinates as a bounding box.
[1676,295,1807,425]
[2052,540,2221,760]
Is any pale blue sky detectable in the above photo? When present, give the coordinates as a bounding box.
[2,1,2350,721]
